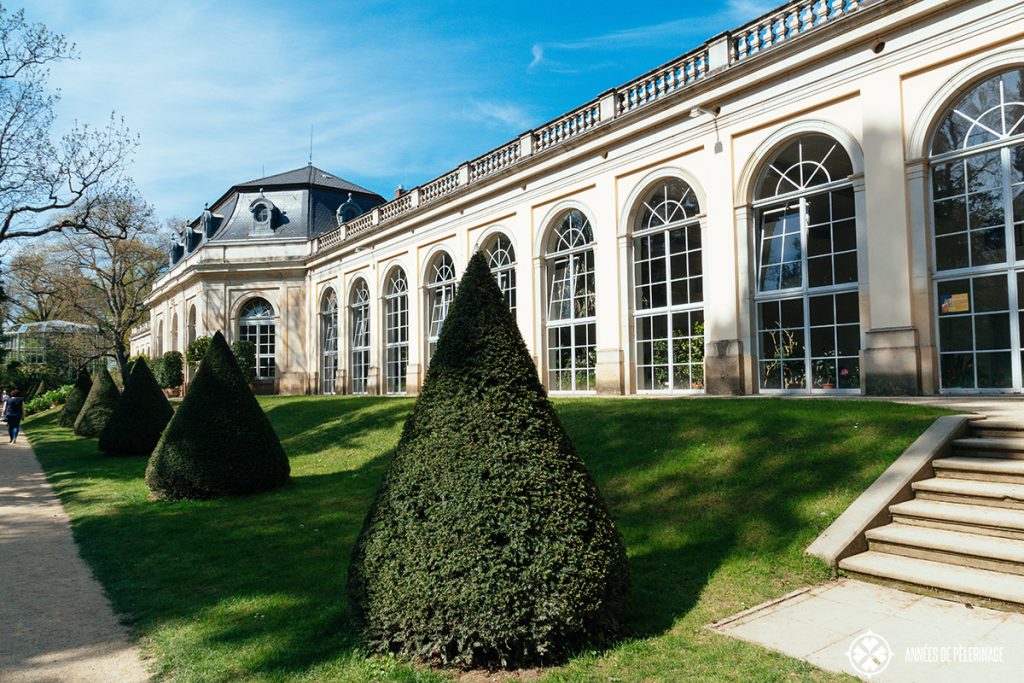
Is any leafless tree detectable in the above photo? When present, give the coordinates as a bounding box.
[59,191,165,377]
[0,4,136,245]
[3,243,75,323]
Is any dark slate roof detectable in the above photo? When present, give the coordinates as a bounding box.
[236,165,380,197]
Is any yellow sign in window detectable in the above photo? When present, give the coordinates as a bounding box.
[940,292,970,314]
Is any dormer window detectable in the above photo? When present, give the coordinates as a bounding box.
[249,191,277,236]
[336,192,363,226]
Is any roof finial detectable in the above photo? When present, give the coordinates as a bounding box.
[308,123,314,166]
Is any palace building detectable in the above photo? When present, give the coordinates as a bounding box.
[134,0,1024,396]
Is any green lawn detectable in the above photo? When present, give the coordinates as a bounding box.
[25,397,949,681]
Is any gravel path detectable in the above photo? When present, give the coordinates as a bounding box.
[0,434,149,682]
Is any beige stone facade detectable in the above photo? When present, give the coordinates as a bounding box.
[138,0,1024,397]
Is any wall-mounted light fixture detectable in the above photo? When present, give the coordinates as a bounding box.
[689,104,721,118]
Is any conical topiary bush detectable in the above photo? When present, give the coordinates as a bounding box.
[347,252,630,669]
[99,357,174,457]
[73,368,121,438]
[58,369,92,428]
[145,331,289,499]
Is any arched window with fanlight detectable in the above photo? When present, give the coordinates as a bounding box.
[483,233,516,313]
[545,209,596,392]
[425,252,456,362]
[632,178,704,392]
[349,280,370,394]
[931,67,1024,391]
[238,298,276,380]
[384,268,409,394]
[320,289,339,394]
[753,134,860,392]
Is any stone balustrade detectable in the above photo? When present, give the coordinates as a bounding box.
[344,211,377,239]
[380,192,414,221]
[618,50,709,114]
[470,140,522,182]
[316,0,876,254]
[420,169,461,204]
[534,102,602,153]
[733,0,862,61]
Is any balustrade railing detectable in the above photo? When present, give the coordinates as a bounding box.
[733,0,861,61]
[380,192,413,221]
[534,102,601,153]
[317,227,343,251]
[315,0,876,254]
[344,211,377,238]
[420,169,461,204]
[618,49,709,114]
[470,140,522,182]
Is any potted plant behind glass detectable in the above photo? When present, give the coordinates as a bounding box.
[813,351,837,390]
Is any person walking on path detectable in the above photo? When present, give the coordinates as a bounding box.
[5,389,25,443]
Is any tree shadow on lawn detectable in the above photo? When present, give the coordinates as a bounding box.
[27,397,941,678]
[27,399,416,678]
[556,398,940,638]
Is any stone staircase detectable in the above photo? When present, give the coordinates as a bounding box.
[839,419,1024,610]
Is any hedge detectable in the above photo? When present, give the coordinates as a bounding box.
[73,368,121,438]
[348,252,630,668]
[145,332,289,499]
[58,370,92,427]
[99,357,174,457]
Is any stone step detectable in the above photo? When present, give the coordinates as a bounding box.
[866,523,1024,575]
[933,457,1024,484]
[840,551,1024,605]
[953,437,1024,460]
[889,499,1024,540]
[912,477,1024,509]
[970,421,1024,439]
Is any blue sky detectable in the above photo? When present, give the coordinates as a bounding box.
[23,0,771,223]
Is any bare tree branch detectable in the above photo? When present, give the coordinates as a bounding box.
[0,4,136,247]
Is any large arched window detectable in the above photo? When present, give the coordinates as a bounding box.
[320,289,339,394]
[483,233,516,313]
[753,134,859,392]
[156,320,163,356]
[632,178,704,391]
[238,298,276,380]
[384,268,409,394]
[931,67,1024,391]
[349,280,370,394]
[425,252,456,361]
[545,209,596,392]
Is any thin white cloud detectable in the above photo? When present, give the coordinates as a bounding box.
[529,44,544,70]
[26,1,487,221]
[467,101,535,131]
[530,0,775,71]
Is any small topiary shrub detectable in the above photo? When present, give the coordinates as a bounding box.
[73,367,121,438]
[185,335,212,370]
[348,252,630,669]
[231,339,257,384]
[58,370,92,427]
[160,350,184,389]
[145,331,289,499]
[98,357,173,457]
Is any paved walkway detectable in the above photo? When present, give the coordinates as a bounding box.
[712,579,1024,681]
[0,435,149,682]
